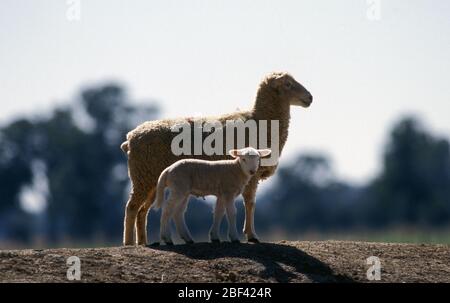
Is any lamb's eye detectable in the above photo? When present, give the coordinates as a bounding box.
[242,159,246,162]
[286,82,292,89]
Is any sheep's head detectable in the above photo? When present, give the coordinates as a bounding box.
[265,72,313,108]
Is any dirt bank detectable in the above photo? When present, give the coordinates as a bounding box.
[1,240,448,282]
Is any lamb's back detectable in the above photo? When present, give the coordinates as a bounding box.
[167,159,244,196]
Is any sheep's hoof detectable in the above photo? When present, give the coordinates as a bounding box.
[231,240,241,244]
[247,238,260,243]
[211,239,220,244]
[148,242,160,247]
[165,241,174,246]
[184,240,194,245]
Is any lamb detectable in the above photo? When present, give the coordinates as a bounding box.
[121,72,313,246]
[153,147,272,245]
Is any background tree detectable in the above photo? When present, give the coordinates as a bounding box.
[0,83,160,245]
[0,119,36,242]
[368,117,450,227]
[258,154,361,233]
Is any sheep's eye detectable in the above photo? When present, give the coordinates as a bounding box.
[286,82,292,89]
[242,158,246,162]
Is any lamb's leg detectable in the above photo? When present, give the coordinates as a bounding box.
[225,197,240,243]
[160,191,182,245]
[209,198,226,243]
[123,186,147,246]
[135,188,156,246]
[242,178,259,243]
[173,195,194,244]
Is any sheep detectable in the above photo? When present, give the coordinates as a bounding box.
[153,147,272,245]
[121,72,313,245]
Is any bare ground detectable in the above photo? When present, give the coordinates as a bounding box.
[0,241,449,283]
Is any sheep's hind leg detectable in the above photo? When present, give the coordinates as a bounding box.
[209,198,226,243]
[173,195,194,244]
[135,188,156,246]
[160,190,182,245]
[123,186,147,246]
[225,197,240,243]
[242,178,260,243]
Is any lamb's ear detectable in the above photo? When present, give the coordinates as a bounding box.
[229,149,239,158]
[257,149,272,157]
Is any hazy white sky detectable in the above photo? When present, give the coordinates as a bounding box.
[1,0,449,183]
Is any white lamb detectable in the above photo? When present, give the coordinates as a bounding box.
[153,147,272,245]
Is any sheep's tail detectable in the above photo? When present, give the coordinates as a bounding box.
[153,168,169,210]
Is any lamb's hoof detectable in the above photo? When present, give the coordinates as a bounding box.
[231,240,241,244]
[165,241,174,246]
[247,238,260,243]
[184,240,194,245]
[211,239,220,244]
[148,242,160,247]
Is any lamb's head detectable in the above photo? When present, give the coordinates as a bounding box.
[264,72,313,108]
[229,147,272,176]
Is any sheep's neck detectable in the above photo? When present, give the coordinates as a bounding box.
[252,87,291,153]
[233,159,252,182]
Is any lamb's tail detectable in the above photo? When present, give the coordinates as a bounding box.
[152,168,169,210]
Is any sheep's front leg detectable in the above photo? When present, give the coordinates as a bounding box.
[209,198,226,243]
[242,178,259,243]
[225,198,240,243]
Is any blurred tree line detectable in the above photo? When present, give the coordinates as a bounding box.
[0,84,159,245]
[0,83,449,246]
[257,117,450,234]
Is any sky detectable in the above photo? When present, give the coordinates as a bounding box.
[1,0,449,184]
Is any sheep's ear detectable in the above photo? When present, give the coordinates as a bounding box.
[229,149,239,158]
[258,149,272,157]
